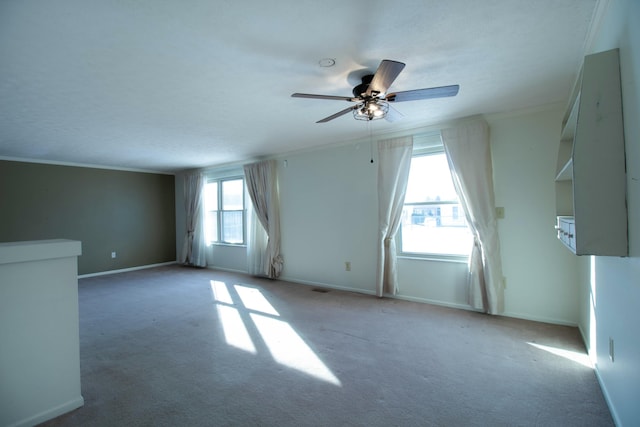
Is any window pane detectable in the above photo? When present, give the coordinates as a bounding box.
[204,182,219,243]
[206,211,218,243]
[400,151,473,257]
[405,153,458,203]
[204,182,218,211]
[222,211,243,244]
[401,204,473,256]
[222,179,243,210]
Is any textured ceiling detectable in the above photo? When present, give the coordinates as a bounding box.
[0,0,598,173]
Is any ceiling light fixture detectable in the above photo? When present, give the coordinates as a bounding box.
[353,99,389,121]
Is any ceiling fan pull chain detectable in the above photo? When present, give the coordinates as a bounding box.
[369,121,374,164]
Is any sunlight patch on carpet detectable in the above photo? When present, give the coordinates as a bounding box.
[235,285,280,316]
[528,342,593,369]
[251,313,342,386]
[211,280,234,305]
[210,280,341,386]
[216,304,257,354]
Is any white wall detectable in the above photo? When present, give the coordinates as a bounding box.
[578,1,640,425]
[206,244,247,272]
[488,108,580,325]
[277,142,380,293]
[275,135,474,306]
[396,258,469,308]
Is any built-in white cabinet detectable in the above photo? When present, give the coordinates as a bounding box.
[555,48,627,256]
[0,239,84,427]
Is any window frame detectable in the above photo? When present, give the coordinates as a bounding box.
[397,136,471,263]
[205,176,247,246]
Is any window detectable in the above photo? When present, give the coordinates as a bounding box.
[399,136,473,259]
[204,177,246,245]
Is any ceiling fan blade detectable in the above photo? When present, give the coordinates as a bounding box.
[316,105,358,123]
[367,60,406,96]
[385,105,404,123]
[386,85,460,102]
[292,93,356,102]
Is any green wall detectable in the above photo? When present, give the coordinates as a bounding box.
[0,160,176,275]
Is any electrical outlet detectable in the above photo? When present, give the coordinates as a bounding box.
[496,207,505,219]
[111,251,117,259]
[345,261,351,271]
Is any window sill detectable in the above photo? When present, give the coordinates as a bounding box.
[397,254,468,264]
[208,242,247,248]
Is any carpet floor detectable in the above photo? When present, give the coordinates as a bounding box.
[40,265,613,426]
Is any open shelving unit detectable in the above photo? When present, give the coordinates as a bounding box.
[554,48,627,256]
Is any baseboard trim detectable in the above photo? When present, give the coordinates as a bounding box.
[278,275,377,296]
[392,294,475,312]
[581,322,621,426]
[8,396,84,427]
[501,310,578,327]
[275,276,580,327]
[78,261,177,278]
[593,363,621,427]
[578,324,589,347]
[206,265,248,274]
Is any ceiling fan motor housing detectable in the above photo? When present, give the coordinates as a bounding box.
[353,75,375,98]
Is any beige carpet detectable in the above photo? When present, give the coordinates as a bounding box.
[40,265,612,426]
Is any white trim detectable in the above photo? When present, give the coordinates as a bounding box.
[483,102,564,122]
[271,115,487,163]
[91,265,588,329]
[280,277,476,313]
[397,254,469,264]
[8,396,84,427]
[275,275,581,327]
[181,157,262,175]
[593,362,621,427]
[182,113,524,173]
[578,323,590,350]
[584,0,613,55]
[278,275,377,296]
[392,293,475,312]
[209,242,248,248]
[579,320,621,426]
[206,265,247,274]
[501,310,578,327]
[0,156,174,175]
[78,261,177,278]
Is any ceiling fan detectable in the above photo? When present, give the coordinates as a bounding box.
[291,59,459,123]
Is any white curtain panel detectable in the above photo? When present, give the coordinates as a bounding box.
[246,201,269,276]
[376,136,413,296]
[180,172,207,267]
[441,120,504,314]
[243,159,283,278]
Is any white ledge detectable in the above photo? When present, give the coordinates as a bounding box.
[0,239,82,265]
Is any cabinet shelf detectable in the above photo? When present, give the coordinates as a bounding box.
[560,93,580,141]
[555,158,573,181]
